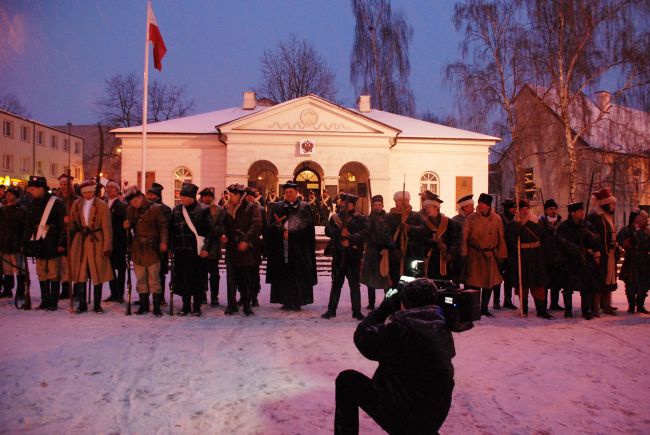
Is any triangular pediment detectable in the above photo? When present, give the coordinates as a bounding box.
[218,95,400,135]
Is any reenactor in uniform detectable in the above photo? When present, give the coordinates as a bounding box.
[124,187,168,316]
[322,193,368,320]
[105,180,128,303]
[421,194,460,281]
[586,188,619,315]
[265,189,278,206]
[267,181,317,311]
[539,199,564,311]
[616,209,650,314]
[170,183,211,316]
[68,180,114,313]
[497,199,518,309]
[505,200,552,319]
[24,176,67,310]
[385,191,425,288]
[199,187,224,307]
[360,195,391,310]
[146,182,172,306]
[0,187,27,299]
[452,194,475,227]
[245,187,266,307]
[57,173,79,300]
[556,202,602,319]
[460,193,507,317]
[319,190,333,225]
[217,184,262,316]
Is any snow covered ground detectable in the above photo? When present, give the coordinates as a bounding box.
[1,268,648,434]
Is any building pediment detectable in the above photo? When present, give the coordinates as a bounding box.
[218,95,400,136]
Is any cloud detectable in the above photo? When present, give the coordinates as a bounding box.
[0,8,27,63]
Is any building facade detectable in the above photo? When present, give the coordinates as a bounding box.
[113,94,499,216]
[1,109,84,187]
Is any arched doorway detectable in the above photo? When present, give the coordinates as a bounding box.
[248,160,279,198]
[293,161,324,199]
[338,161,371,214]
[173,166,192,206]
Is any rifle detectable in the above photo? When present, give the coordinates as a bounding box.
[399,174,407,277]
[125,227,133,315]
[11,256,31,310]
[66,168,74,312]
[584,171,596,215]
[168,251,175,316]
[515,184,524,317]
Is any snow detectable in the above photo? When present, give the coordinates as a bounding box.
[1,270,649,434]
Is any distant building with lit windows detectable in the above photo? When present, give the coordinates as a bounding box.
[112,93,499,213]
[1,109,84,187]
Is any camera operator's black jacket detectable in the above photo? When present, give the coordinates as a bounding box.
[354,304,456,432]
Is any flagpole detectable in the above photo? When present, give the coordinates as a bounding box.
[141,0,150,190]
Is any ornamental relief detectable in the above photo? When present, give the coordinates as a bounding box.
[266,109,353,131]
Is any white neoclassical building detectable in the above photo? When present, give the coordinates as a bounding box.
[112,93,499,216]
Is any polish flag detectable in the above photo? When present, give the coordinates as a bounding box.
[148,2,167,71]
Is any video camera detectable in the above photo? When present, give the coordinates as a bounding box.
[391,260,481,333]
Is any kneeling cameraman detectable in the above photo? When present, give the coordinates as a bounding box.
[335,278,456,434]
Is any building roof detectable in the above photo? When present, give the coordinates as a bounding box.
[111,95,500,141]
[526,84,649,154]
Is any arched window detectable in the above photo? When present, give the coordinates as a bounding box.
[173,166,192,205]
[420,171,439,195]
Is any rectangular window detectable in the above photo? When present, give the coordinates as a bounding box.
[63,138,69,152]
[51,135,58,149]
[74,167,81,180]
[74,141,81,154]
[20,157,30,172]
[2,154,14,170]
[50,163,57,177]
[20,125,29,141]
[37,130,44,145]
[37,161,43,175]
[3,120,13,137]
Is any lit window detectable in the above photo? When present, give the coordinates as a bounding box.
[74,167,81,180]
[173,166,192,205]
[3,120,13,137]
[420,171,439,195]
[51,135,58,149]
[37,161,43,175]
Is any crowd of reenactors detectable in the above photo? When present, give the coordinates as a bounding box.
[0,174,648,321]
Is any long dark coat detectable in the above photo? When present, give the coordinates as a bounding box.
[421,213,460,281]
[126,200,168,266]
[23,192,67,259]
[266,200,317,306]
[505,214,549,289]
[354,305,455,433]
[108,198,128,264]
[222,199,262,268]
[617,225,650,292]
[586,210,619,292]
[360,210,391,289]
[170,201,211,254]
[538,214,564,289]
[0,202,26,253]
[385,207,425,283]
[556,218,602,293]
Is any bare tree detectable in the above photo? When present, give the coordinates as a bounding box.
[256,35,337,103]
[445,0,531,198]
[525,0,650,201]
[94,73,194,127]
[148,81,194,122]
[0,93,30,117]
[94,73,142,128]
[350,0,415,116]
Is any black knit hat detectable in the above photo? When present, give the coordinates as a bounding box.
[478,193,493,206]
[518,199,530,209]
[544,199,558,209]
[567,202,584,213]
[501,198,516,209]
[400,278,438,309]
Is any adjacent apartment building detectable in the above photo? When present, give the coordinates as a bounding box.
[1,109,84,187]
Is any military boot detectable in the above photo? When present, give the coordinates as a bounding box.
[16,274,25,300]
[0,275,14,298]
[152,293,162,317]
[93,285,104,313]
[535,298,553,319]
[638,295,649,314]
[36,281,50,310]
[49,281,60,311]
[75,283,88,313]
[563,292,573,318]
[136,294,150,315]
[626,294,636,313]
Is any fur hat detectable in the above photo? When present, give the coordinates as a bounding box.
[543,199,558,209]
[501,198,516,209]
[478,193,493,206]
[147,182,163,198]
[340,193,359,204]
[80,180,96,194]
[371,195,384,204]
[567,202,584,213]
[105,179,120,191]
[593,187,616,207]
[27,175,48,188]
[282,180,299,191]
[393,190,411,201]
[518,199,530,209]
[226,183,246,194]
[199,187,215,197]
[57,173,73,181]
[180,183,199,198]
[400,278,438,309]
[457,194,474,209]
[422,193,443,208]
[124,186,143,202]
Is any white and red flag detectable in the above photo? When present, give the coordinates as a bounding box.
[147,1,167,71]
